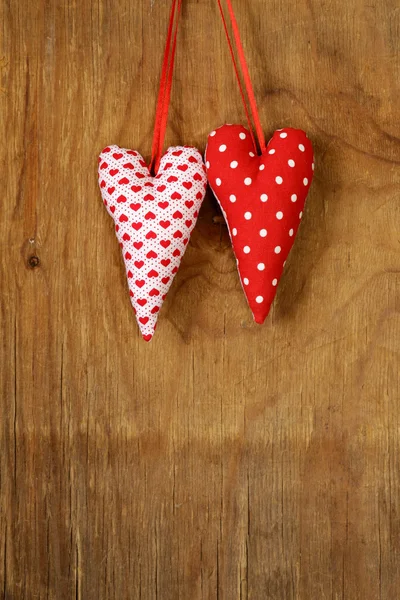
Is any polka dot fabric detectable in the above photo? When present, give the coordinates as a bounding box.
[205,125,314,324]
[98,144,207,341]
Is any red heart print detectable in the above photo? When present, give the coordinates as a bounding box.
[98,144,207,341]
[206,125,314,323]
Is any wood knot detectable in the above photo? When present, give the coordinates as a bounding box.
[28,255,40,269]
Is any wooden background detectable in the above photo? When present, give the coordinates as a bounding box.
[1,0,399,598]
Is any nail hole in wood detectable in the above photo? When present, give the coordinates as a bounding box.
[28,255,40,269]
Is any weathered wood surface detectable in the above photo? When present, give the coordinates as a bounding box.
[1,0,399,598]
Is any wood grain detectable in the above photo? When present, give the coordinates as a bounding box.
[1,0,399,598]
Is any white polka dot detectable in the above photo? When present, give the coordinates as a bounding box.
[239,132,246,140]
[243,277,249,285]
[280,132,288,138]
[260,194,268,202]
[288,159,295,167]
[299,211,303,218]
[243,246,251,254]
[230,161,238,169]
[244,211,252,220]
[299,144,305,152]
[259,229,267,237]
[259,164,265,171]
[256,296,264,304]
[283,261,286,267]
[272,278,278,286]
[289,228,294,236]
[276,211,283,220]
[291,194,297,202]
[244,177,252,186]
[232,228,237,236]
[275,176,283,185]
[312,162,315,171]
[274,246,281,254]
[216,178,222,186]
[257,263,265,271]
[206,161,210,169]
[210,131,216,137]
[249,152,255,157]
[219,144,227,152]
[268,148,275,154]
[303,177,308,186]
[229,194,236,203]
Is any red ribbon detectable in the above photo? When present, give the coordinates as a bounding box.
[216,0,267,155]
[150,0,183,175]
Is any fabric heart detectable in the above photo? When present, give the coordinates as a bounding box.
[205,124,314,324]
[98,145,207,341]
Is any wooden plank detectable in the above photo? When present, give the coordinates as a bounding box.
[1,0,399,598]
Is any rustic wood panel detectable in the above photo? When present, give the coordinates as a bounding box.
[1,0,399,598]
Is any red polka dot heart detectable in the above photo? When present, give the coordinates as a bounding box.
[205,124,314,323]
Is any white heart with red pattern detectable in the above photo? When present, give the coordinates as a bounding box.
[98,145,207,341]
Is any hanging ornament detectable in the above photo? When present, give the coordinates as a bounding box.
[98,0,207,341]
[205,0,314,324]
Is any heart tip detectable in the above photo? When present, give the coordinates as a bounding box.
[142,334,154,342]
[252,305,272,325]
[254,315,267,325]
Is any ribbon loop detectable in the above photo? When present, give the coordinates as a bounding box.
[216,0,266,154]
[150,0,183,175]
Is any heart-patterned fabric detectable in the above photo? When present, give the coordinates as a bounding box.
[205,125,314,324]
[98,145,207,341]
